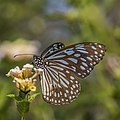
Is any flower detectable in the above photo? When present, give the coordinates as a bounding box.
[6,64,40,92]
[23,64,33,69]
[29,85,36,91]
[22,64,34,78]
[6,66,22,78]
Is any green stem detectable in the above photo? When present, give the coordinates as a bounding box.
[21,116,25,120]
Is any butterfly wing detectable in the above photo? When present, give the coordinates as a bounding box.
[41,42,65,57]
[46,42,106,78]
[40,65,81,105]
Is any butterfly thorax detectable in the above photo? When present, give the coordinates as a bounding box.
[33,55,48,69]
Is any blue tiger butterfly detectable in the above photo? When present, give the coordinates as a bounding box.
[15,42,106,105]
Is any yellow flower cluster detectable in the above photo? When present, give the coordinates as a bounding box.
[6,64,40,92]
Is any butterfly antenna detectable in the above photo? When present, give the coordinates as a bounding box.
[14,54,36,58]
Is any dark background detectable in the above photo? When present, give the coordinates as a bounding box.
[0,0,120,120]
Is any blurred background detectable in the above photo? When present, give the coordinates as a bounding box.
[0,0,120,120]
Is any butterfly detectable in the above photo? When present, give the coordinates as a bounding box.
[32,42,106,105]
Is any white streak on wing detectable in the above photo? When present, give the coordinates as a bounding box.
[75,44,84,48]
[82,62,88,67]
[76,47,86,50]
[98,45,102,48]
[54,92,57,97]
[55,63,74,71]
[68,58,78,64]
[45,80,49,96]
[41,72,47,95]
[51,65,64,71]
[58,84,62,88]
[44,68,52,84]
[47,66,58,75]
[43,73,47,95]
[51,62,70,70]
[65,48,73,50]
[80,66,86,70]
[54,60,68,65]
[71,66,76,71]
[87,57,92,61]
[94,51,98,54]
[80,58,87,62]
[60,79,68,88]
[64,49,74,55]
[77,49,88,54]
[74,54,81,57]
[53,80,56,87]
[101,50,104,53]
[48,55,66,59]
[59,71,66,77]
[41,72,44,94]
[59,74,69,85]
[47,68,59,82]
[91,46,96,50]
[70,76,75,80]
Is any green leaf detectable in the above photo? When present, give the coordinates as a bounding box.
[28,93,40,102]
[15,95,24,101]
[7,94,15,98]
[16,100,30,117]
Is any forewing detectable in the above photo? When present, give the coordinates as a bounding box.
[46,42,106,78]
[41,42,65,57]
